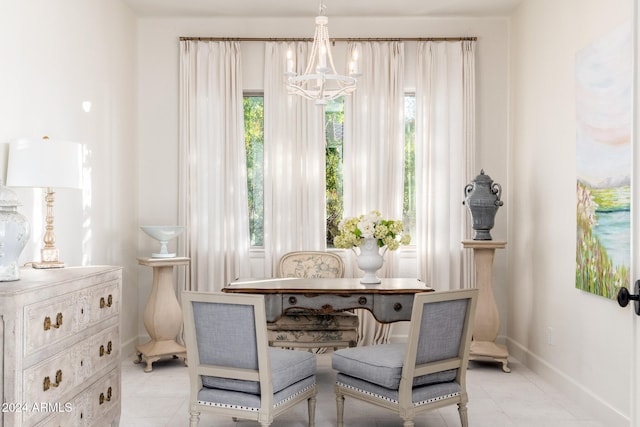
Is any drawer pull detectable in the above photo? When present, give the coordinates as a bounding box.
[100,294,113,308]
[394,303,403,312]
[100,341,113,357]
[358,297,367,305]
[288,296,297,305]
[43,370,63,391]
[43,313,63,330]
[99,386,113,405]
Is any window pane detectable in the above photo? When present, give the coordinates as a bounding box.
[326,97,344,247]
[244,95,264,247]
[403,95,416,240]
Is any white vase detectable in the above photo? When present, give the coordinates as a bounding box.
[356,238,384,284]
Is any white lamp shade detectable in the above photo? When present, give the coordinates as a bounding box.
[6,138,83,189]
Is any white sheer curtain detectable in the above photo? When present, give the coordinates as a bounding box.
[262,42,326,276]
[178,40,251,292]
[415,40,476,292]
[343,41,405,345]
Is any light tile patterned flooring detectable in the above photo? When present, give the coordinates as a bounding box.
[120,352,605,427]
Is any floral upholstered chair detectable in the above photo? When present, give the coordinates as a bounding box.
[267,251,359,351]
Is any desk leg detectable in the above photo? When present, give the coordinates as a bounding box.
[135,265,186,372]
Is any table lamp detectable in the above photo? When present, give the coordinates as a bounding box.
[6,136,83,268]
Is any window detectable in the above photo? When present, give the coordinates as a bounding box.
[243,94,416,248]
[325,98,345,246]
[325,95,417,246]
[403,95,416,240]
[243,95,264,247]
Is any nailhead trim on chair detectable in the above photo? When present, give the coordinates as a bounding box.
[197,383,316,411]
[273,384,316,408]
[413,392,461,407]
[336,382,460,407]
[197,401,260,412]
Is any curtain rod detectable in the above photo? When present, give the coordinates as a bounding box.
[179,36,477,42]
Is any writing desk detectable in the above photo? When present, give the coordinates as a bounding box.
[223,278,432,323]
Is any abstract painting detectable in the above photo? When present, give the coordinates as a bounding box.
[576,22,632,299]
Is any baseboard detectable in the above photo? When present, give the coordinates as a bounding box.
[507,337,629,427]
[120,335,139,360]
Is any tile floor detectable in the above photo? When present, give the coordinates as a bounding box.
[120,352,605,427]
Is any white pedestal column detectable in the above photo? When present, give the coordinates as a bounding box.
[135,256,190,372]
[462,240,510,372]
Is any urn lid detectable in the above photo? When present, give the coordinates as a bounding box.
[0,181,20,208]
[472,169,493,184]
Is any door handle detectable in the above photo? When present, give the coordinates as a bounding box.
[617,280,640,315]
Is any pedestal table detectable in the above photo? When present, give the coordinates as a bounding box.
[135,256,190,372]
[462,240,509,372]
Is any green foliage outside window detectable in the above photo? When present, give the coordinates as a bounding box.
[325,98,345,247]
[243,95,264,246]
[403,95,416,239]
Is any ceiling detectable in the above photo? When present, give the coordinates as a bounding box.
[121,0,523,18]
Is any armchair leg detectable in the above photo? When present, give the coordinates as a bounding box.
[189,410,200,427]
[335,387,345,427]
[308,395,316,427]
[458,401,469,427]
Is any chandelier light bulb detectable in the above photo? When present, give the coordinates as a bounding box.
[318,45,327,71]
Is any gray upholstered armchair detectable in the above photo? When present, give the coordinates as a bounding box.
[182,291,318,427]
[332,289,478,427]
[267,251,359,351]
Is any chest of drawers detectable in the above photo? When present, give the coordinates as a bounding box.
[0,266,122,427]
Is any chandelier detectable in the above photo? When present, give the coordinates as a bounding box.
[285,1,360,105]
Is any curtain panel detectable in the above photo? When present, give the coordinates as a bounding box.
[415,40,477,292]
[177,40,251,292]
[343,41,405,345]
[262,42,327,277]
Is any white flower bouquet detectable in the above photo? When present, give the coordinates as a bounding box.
[333,210,411,251]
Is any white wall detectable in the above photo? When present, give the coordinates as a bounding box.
[508,0,633,424]
[0,0,140,356]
